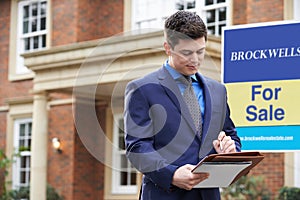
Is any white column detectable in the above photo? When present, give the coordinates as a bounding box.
[30,92,48,200]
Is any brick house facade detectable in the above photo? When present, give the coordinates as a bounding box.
[0,0,298,200]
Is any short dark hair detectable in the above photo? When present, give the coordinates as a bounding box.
[164,10,207,48]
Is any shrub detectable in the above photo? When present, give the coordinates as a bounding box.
[0,184,63,200]
[277,186,300,200]
[1,149,63,200]
[221,175,271,200]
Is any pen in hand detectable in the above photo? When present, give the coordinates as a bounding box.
[219,131,225,151]
[219,139,223,151]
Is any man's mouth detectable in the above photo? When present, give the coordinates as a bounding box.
[186,65,197,69]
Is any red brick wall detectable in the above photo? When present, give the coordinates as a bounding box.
[233,0,284,25]
[0,0,33,106]
[232,0,247,25]
[48,103,75,200]
[72,101,106,200]
[48,100,106,200]
[51,0,78,46]
[249,153,285,199]
[51,0,123,46]
[77,0,124,41]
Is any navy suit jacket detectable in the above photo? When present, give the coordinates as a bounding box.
[124,66,241,200]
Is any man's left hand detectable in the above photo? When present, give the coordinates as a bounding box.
[213,131,236,153]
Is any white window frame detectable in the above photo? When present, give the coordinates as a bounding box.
[175,0,197,12]
[12,118,32,189]
[131,0,231,37]
[199,0,230,37]
[111,114,138,194]
[16,0,47,74]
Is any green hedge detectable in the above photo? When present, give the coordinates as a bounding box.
[0,184,63,200]
[221,175,271,200]
[277,186,300,200]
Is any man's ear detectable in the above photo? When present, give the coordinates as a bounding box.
[163,42,171,56]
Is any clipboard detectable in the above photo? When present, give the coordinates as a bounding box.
[191,151,264,187]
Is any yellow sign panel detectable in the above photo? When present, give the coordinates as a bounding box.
[225,79,300,127]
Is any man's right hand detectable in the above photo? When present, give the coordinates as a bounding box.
[172,164,209,190]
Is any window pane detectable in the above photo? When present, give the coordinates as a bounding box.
[31,19,37,32]
[206,10,215,23]
[119,136,125,150]
[205,0,214,6]
[217,0,226,3]
[27,140,31,151]
[219,24,225,36]
[20,171,26,184]
[23,5,29,18]
[25,37,30,51]
[41,2,47,15]
[176,3,184,10]
[121,155,128,168]
[42,35,46,48]
[32,3,38,16]
[33,36,39,49]
[187,0,196,9]
[41,17,46,30]
[130,172,137,185]
[176,1,184,10]
[20,124,25,136]
[207,25,215,35]
[219,7,226,21]
[121,172,128,185]
[28,123,32,135]
[21,156,27,168]
[23,21,29,34]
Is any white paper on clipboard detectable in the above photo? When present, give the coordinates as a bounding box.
[193,161,252,188]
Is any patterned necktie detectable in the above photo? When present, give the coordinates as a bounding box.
[180,76,202,134]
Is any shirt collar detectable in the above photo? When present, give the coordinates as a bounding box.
[164,60,198,82]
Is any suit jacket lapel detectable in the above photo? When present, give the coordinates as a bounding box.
[196,73,227,158]
[157,67,197,132]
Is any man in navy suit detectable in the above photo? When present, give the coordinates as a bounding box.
[124,10,241,200]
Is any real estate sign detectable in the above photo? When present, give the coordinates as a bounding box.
[222,21,300,151]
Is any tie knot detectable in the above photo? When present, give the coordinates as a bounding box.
[179,76,192,86]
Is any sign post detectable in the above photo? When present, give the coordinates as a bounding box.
[222,21,300,151]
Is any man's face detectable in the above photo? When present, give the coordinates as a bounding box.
[164,37,206,76]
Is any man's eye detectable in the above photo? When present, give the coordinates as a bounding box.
[180,51,192,56]
[197,50,204,55]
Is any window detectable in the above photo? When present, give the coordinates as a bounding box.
[200,0,229,36]
[131,0,175,30]
[12,118,32,190]
[111,115,138,194]
[16,0,47,74]
[175,0,196,11]
[131,0,230,37]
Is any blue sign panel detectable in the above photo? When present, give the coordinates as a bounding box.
[237,126,300,151]
[223,22,300,83]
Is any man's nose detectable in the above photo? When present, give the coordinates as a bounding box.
[189,52,198,63]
